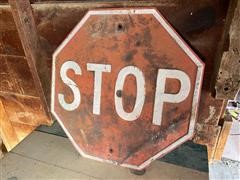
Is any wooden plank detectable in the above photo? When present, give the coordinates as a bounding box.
[0,55,19,93]
[0,54,52,154]
[0,5,24,56]
[1,1,229,62]
[213,116,233,160]
[0,99,19,151]
[215,52,240,99]
[220,100,228,120]
[214,0,240,99]
[0,55,38,96]
[10,121,36,145]
[0,93,51,126]
[8,0,51,120]
[0,95,44,152]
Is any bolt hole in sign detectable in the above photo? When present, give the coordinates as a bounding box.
[51,8,204,170]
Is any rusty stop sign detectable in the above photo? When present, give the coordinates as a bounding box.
[51,8,204,170]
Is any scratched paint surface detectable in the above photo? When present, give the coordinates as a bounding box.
[52,9,202,168]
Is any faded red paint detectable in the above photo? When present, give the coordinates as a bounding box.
[51,8,204,169]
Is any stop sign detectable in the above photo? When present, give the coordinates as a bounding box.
[51,8,204,170]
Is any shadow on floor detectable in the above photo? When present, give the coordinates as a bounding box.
[37,121,209,173]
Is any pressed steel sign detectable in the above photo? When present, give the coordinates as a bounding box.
[51,8,204,170]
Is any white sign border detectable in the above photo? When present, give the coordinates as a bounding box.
[51,8,205,170]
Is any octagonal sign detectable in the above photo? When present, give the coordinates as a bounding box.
[51,8,204,170]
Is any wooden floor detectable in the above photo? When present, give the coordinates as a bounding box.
[0,131,208,180]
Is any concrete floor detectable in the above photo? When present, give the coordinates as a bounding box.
[0,131,208,180]
[223,119,240,162]
[209,159,240,180]
[209,119,240,180]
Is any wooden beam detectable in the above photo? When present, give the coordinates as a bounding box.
[0,93,51,126]
[8,0,51,119]
[0,95,44,152]
[213,116,233,160]
[213,0,240,99]
[0,55,39,96]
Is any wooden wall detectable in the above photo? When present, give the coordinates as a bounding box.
[0,0,238,161]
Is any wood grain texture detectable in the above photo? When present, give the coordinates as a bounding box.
[0,1,50,158]
[214,0,240,99]
[0,93,51,154]
[0,53,51,155]
[0,93,51,126]
[8,0,51,119]
[213,116,233,160]
[0,98,19,151]
[0,94,51,152]
[0,55,38,96]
